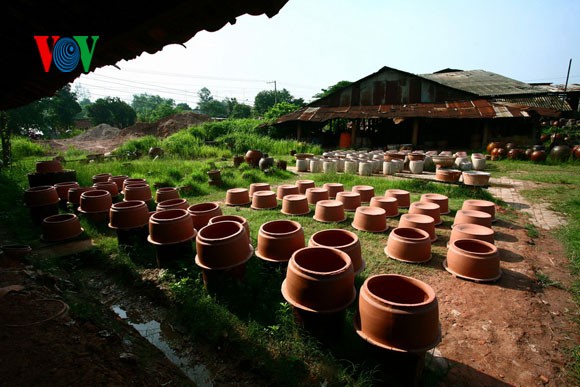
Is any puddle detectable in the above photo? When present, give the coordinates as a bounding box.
[112,305,212,386]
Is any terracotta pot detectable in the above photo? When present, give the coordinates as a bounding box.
[54,181,80,201]
[435,168,462,183]
[281,246,356,312]
[108,175,129,192]
[385,227,431,263]
[92,181,119,198]
[398,213,437,242]
[461,199,496,222]
[352,185,375,203]
[225,188,251,206]
[195,220,252,270]
[281,194,310,216]
[313,200,346,223]
[308,229,365,275]
[305,187,329,205]
[208,215,250,244]
[453,209,492,229]
[507,148,525,160]
[431,155,455,169]
[355,274,440,352]
[36,160,63,174]
[462,171,491,187]
[0,244,32,260]
[369,196,399,218]
[256,219,305,263]
[573,145,580,160]
[295,179,315,194]
[79,189,112,214]
[155,187,180,203]
[122,178,147,193]
[322,183,344,199]
[67,186,96,209]
[24,185,60,208]
[445,239,501,282]
[245,149,263,168]
[41,213,83,242]
[123,183,152,202]
[420,193,449,214]
[248,182,271,197]
[109,200,150,230]
[295,152,314,160]
[276,160,288,171]
[187,202,222,230]
[408,201,441,225]
[156,198,189,211]
[352,206,388,233]
[531,150,547,163]
[492,147,507,160]
[407,152,425,161]
[385,189,410,208]
[487,141,504,154]
[276,184,300,200]
[148,209,197,245]
[250,190,278,210]
[449,223,495,246]
[92,173,112,184]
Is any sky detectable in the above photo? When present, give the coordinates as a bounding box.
[71,0,580,108]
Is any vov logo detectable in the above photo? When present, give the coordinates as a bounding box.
[34,36,99,73]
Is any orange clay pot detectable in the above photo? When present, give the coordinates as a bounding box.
[41,213,83,242]
[369,196,399,217]
[295,179,315,194]
[123,183,152,202]
[313,200,346,223]
[420,193,450,214]
[385,227,431,263]
[187,202,222,230]
[276,184,300,200]
[352,185,375,203]
[225,188,251,206]
[67,186,96,209]
[54,181,80,201]
[309,229,365,275]
[156,198,189,211]
[148,208,197,245]
[195,220,252,270]
[449,223,495,246]
[305,187,329,205]
[108,175,129,192]
[208,215,250,244]
[336,191,361,212]
[399,213,437,242]
[24,185,60,208]
[92,173,112,184]
[352,206,388,233]
[435,168,462,183]
[122,178,147,193]
[92,181,119,198]
[281,194,310,216]
[250,190,278,210]
[256,219,305,263]
[461,199,496,222]
[36,160,63,174]
[155,187,180,203]
[248,182,271,197]
[453,209,492,229]
[322,183,344,199]
[385,189,410,208]
[445,239,501,282]
[79,189,112,215]
[408,201,442,225]
[109,200,150,230]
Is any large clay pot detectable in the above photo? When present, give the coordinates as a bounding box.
[310,159,323,173]
[156,198,189,211]
[355,274,440,352]
[352,185,375,203]
[435,168,462,183]
[486,141,504,154]
[453,210,492,229]
[93,181,119,199]
[108,175,129,192]
[41,213,83,242]
[420,193,449,214]
[225,188,251,206]
[148,209,197,245]
[335,191,361,212]
[276,184,300,200]
[385,227,431,263]
[449,223,495,246]
[92,173,112,184]
[187,202,222,230]
[68,186,96,211]
[249,183,271,197]
[507,148,525,160]
[352,206,388,233]
[259,153,274,171]
[323,160,338,174]
[109,200,150,230]
[408,201,441,225]
[462,199,496,222]
[208,215,250,244]
[431,155,455,169]
[122,178,147,193]
[385,189,410,208]
[245,149,263,168]
[195,220,252,270]
[78,189,113,220]
[155,187,180,203]
[573,145,580,160]
[445,239,501,282]
[531,150,547,163]
[471,156,486,171]
[409,160,424,174]
[281,194,310,216]
[256,219,305,263]
[313,200,346,223]
[24,185,60,208]
[295,180,315,194]
[462,171,491,187]
[322,183,344,199]
[549,145,571,162]
[123,183,152,202]
[296,159,308,172]
[399,213,437,242]
[36,160,63,174]
[305,187,329,205]
[250,190,278,210]
[369,196,399,217]
[308,229,365,275]
[54,181,80,202]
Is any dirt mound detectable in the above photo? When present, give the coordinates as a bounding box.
[120,111,211,138]
[74,123,120,141]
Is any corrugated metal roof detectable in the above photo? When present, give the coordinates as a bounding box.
[493,95,572,112]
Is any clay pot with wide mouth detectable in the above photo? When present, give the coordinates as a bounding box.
[225,188,251,206]
[256,219,305,263]
[407,152,426,161]
[92,181,120,199]
[385,189,411,208]
[156,198,189,211]
[420,193,450,214]
[461,199,496,222]
[281,194,310,216]
[0,244,32,260]
[352,206,388,233]
[123,183,152,202]
[78,189,113,221]
[449,223,495,246]
[148,209,197,245]
[398,213,437,242]
[355,274,440,353]
[276,184,300,200]
[295,179,315,194]
[41,213,84,242]
[409,201,442,225]
[462,171,491,187]
[322,183,344,199]
[336,191,362,212]
[313,200,346,223]
[108,175,129,192]
[453,209,492,229]
[435,168,462,183]
[385,227,431,263]
[24,185,60,208]
[54,181,80,202]
[369,196,399,217]
[251,190,278,210]
[122,178,147,193]
[309,228,365,275]
[92,173,112,184]
[36,160,63,174]
[445,239,501,282]
[195,220,252,270]
[208,215,250,244]
[305,187,329,205]
[248,182,271,197]
[431,155,455,169]
[187,202,223,230]
[155,187,180,203]
[67,186,96,211]
[245,149,263,168]
[352,185,375,203]
[109,200,150,233]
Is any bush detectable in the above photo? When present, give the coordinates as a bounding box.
[10,137,48,159]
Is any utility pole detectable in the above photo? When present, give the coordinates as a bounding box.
[562,58,572,111]
[267,80,277,104]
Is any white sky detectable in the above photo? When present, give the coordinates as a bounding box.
[71,0,580,107]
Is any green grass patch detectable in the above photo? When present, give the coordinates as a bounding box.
[10,137,48,160]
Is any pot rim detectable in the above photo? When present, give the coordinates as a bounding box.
[400,213,435,225]
[390,227,430,241]
[150,208,190,223]
[309,228,359,250]
[290,246,352,277]
[81,189,111,199]
[197,220,244,243]
[259,219,302,237]
[188,202,220,214]
[111,200,147,210]
[449,238,498,258]
[362,273,437,307]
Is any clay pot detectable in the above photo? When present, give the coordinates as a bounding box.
[245,149,263,168]
[531,150,547,163]
[573,145,580,160]
[281,194,310,216]
[409,160,424,174]
[148,209,197,245]
[461,199,496,222]
[225,188,251,206]
[79,189,112,215]
[187,202,222,230]
[352,185,375,203]
[123,183,152,202]
[486,141,504,154]
[407,152,425,161]
[305,187,329,205]
[385,189,410,208]
[122,178,147,193]
[276,160,288,171]
[471,156,486,171]
[276,184,300,200]
[195,220,252,271]
[259,154,275,171]
[322,183,344,199]
[310,158,323,173]
[308,229,365,275]
[233,155,245,167]
[445,239,501,282]
[54,181,80,202]
[492,147,507,161]
[431,155,455,169]
[398,214,437,242]
[155,187,180,203]
[352,206,388,233]
[507,148,525,160]
[256,219,305,263]
[24,185,60,208]
[92,173,112,184]
[449,223,495,246]
[67,186,96,210]
[462,171,491,187]
[248,182,271,197]
[385,227,431,263]
[281,246,356,312]
[0,244,32,260]
[355,274,440,352]
[549,145,571,162]
[109,200,150,230]
[208,215,250,244]
[453,210,492,229]
[294,152,314,160]
[435,168,462,183]
[156,198,189,211]
[358,161,372,176]
[313,200,346,223]
[369,196,399,217]
[336,191,362,212]
[420,193,449,214]
[409,201,441,225]
[524,148,534,160]
[251,190,278,210]
[92,181,119,198]
[36,160,63,174]
[108,175,129,192]
[296,159,308,172]
[41,213,83,242]
[295,179,315,194]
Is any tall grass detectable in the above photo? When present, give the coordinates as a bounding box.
[10,136,48,159]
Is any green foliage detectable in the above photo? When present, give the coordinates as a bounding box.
[196,87,228,118]
[253,88,303,116]
[86,97,136,128]
[10,137,48,159]
[313,80,353,99]
[112,135,161,157]
[46,85,82,134]
[263,101,300,121]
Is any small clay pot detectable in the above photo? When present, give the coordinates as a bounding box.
[122,178,147,193]
[322,183,344,199]
[0,244,32,260]
[24,185,60,208]
[399,213,437,242]
[148,209,197,245]
[435,168,462,182]
[420,193,449,214]
[156,198,189,211]
[462,171,491,187]
[92,173,112,184]
[445,239,501,282]
[92,181,119,198]
[369,196,399,217]
[195,220,252,270]
[256,219,305,263]
[67,186,96,209]
[249,183,271,197]
[305,187,329,205]
[54,181,80,201]
[295,179,315,194]
[281,194,310,216]
[108,175,129,192]
[449,223,495,246]
[79,189,112,214]
[155,187,180,203]
[109,200,150,230]
[336,191,362,212]
[461,199,496,222]
[41,213,83,242]
[313,200,346,223]
[453,210,492,229]
[245,149,263,168]
[408,201,442,226]
[355,274,440,352]
[352,206,388,233]
[385,189,411,208]
[352,185,375,203]
[187,202,222,230]
[251,190,278,210]
[225,188,251,206]
[36,160,63,174]
[431,155,455,169]
[385,227,432,263]
[531,150,547,163]
[208,215,250,244]
[123,183,152,202]
[276,184,300,200]
[309,229,365,275]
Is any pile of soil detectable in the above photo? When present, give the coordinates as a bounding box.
[120,111,210,138]
[73,123,120,141]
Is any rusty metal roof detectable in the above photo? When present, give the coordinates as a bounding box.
[493,95,572,112]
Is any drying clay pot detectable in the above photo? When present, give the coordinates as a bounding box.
[92,181,119,199]
[420,193,450,214]
[225,188,251,206]
[195,220,252,270]
[276,184,300,200]
[461,199,496,222]
[109,200,150,230]
[295,179,315,194]
[369,196,399,217]
[251,190,278,210]
[385,227,432,263]
[92,173,112,184]
[148,209,197,245]
[336,191,362,212]
[108,175,129,192]
[445,239,501,282]
[78,189,112,220]
[281,194,310,216]
[123,183,152,202]
[155,187,180,203]
[352,206,388,233]
[256,219,305,263]
[41,213,83,242]
[305,187,329,205]
[352,185,375,203]
[122,178,147,193]
[462,171,491,187]
[156,198,189,211]
[409,201,442,225]
[435,168,462,183]
[54,181,80,202]
[322,183,344,199]
[36,160,63,174]
[385,189,410,208]
[249,182,271,197]
[309,228,364,275]
[188,202,223,230]
[208,215,250,244]
[449,223,495,246]
[24,185,60,208]
[313,200,346,223]
[453,209,492,229]
[399,213,437,242]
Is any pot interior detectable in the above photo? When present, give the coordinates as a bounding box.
[454,239,494,254]
[367,275,431,305]
[312,230,355,247]
[262,220,299,234]
[113,200,145,210]
[393,227,427,239]
[189,202,218,212]
[44,214,76,223]
[151,209,187,221]
[199,221,240,239]
[294,248,347,273]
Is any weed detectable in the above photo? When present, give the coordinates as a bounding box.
[525,223,540,239]
[534,269,564,289]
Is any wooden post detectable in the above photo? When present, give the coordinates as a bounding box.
[297,122,302,141]
[482,121,490,148]
[350,120,357,148]
[412,119,420,146]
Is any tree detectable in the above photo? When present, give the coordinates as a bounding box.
[313,80,352,99]
[254,88,302,116]
[87,97,136,128]
[132,94,178,122]
[196,87,228,118]
[176,103,192,111]
[46,85,81,134]
[263,102,300,121]
[230,103,252,118]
